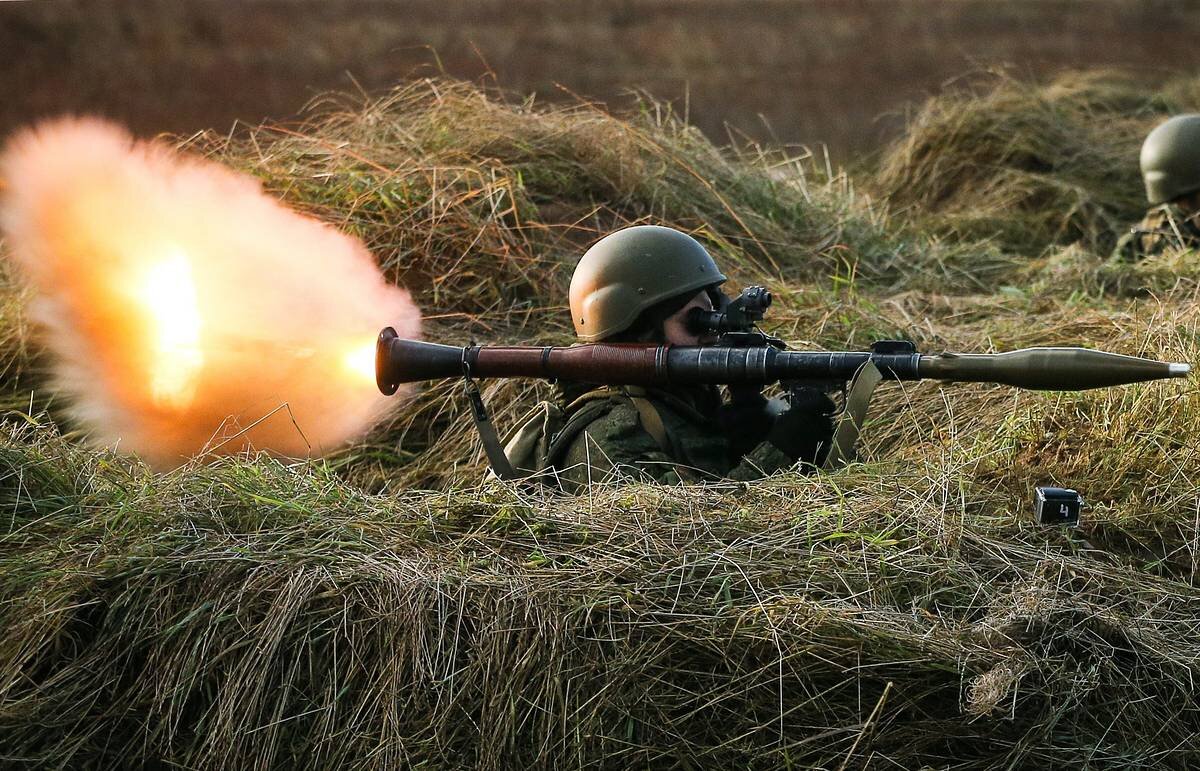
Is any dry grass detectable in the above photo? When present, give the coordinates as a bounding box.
[0,260,43,418]
[874,69,1200,256]
[3,424,1200,768]
[3,74,1200,768]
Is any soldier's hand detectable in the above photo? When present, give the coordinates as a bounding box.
[767,387,836,465]
[715,387,775,458]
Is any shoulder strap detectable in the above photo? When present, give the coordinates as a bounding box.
[464,376,521,480]
[625,392,673,456]
[822,360,882,470]
[622,386,701,482]
[543,389,627,468]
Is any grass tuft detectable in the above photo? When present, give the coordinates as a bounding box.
[874,70,1200,256]
[3,73,1200,768]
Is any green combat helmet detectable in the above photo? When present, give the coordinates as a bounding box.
[1141,114,1200,205]
[569,225,726,341]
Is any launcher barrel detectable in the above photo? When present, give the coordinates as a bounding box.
[374,327,1190,395]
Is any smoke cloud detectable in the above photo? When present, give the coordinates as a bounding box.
[1,118,420,467]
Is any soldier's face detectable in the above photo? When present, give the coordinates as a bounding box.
[662,290,715,346]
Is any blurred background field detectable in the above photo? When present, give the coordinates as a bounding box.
[5,0,1200,162]
[4,4,1200,769]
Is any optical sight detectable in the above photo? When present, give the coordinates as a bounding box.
[688,285,773,336]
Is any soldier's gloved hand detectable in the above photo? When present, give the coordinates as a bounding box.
[715,387,775,458]
[766,387,836,466]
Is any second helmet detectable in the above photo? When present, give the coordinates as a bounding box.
[1141,114,1200,205]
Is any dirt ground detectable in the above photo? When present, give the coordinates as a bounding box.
[3,0,1200,161]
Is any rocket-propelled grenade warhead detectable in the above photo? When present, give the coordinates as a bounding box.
[915,347,1191,390]
[375,327,1191,395]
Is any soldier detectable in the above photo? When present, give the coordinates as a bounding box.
[1113,114,1200,262]
[547,225,835,490]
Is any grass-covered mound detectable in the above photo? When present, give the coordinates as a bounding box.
[3,75,1200,768]
[875,70,1200,257]
[3,422,1200,769]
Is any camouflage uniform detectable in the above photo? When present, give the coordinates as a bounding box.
[555,384,799,492]
[1112,204,1200,262]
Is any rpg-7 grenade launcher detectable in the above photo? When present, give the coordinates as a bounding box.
[377,286,1189,393]
[375,285,1192,472]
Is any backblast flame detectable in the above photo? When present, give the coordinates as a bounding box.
[341,339,379,386]
[0,118,421,467]
[140,248,204,409]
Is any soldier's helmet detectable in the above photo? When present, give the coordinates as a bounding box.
[1140,114,1200,205]
[569,225,726,342]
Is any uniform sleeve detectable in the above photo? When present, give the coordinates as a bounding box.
[556,402,686,492]
[556,403,803,489]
